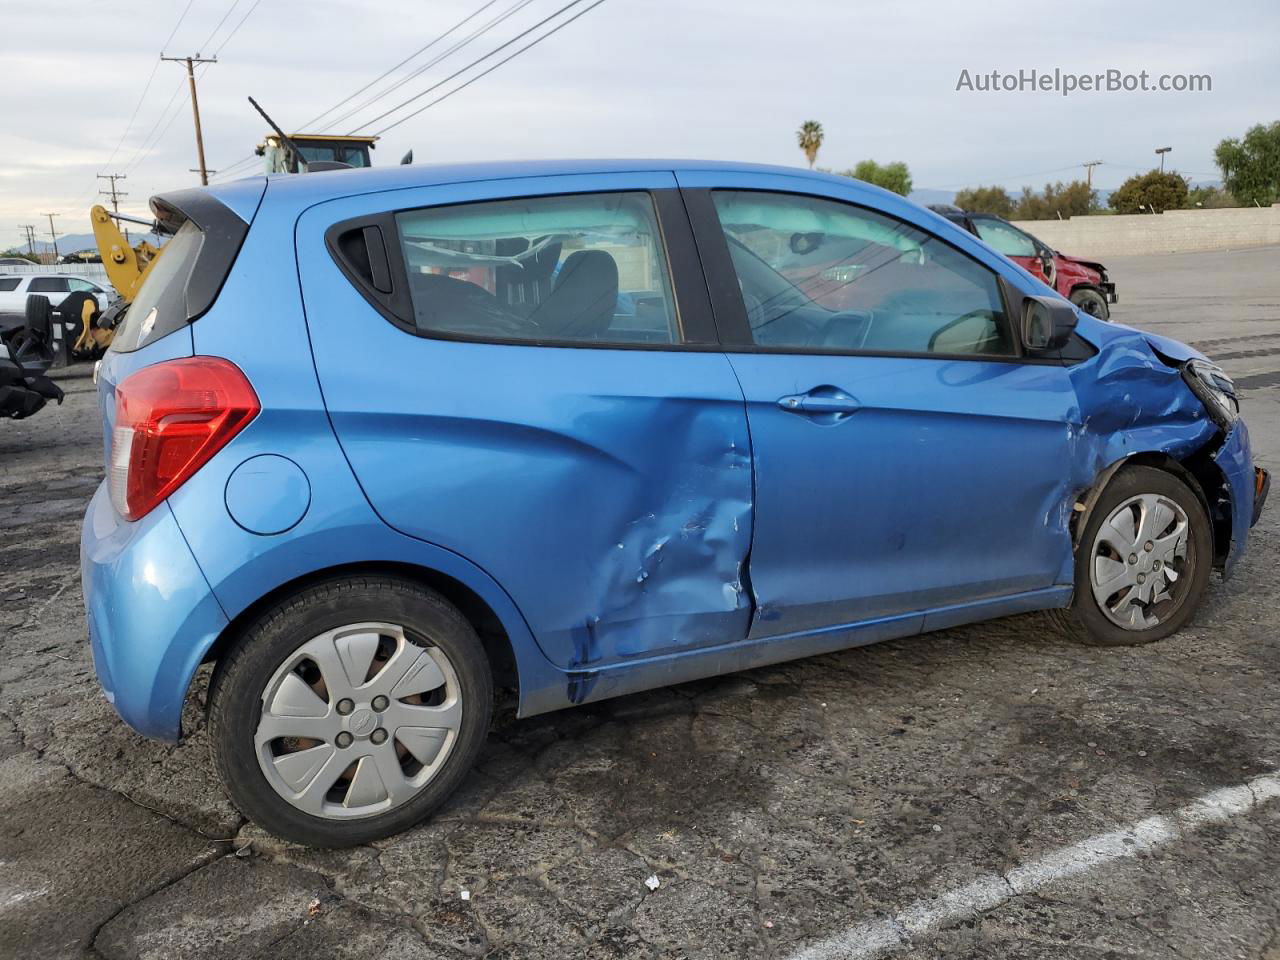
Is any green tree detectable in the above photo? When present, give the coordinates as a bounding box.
[1186,184,1239,209]
[1012,180,1097,220]
[1214,121,1280,206]
[846,159,913,196]
[953,185,1015,217]
[796,121,824,169]
[1108,170,1189,213]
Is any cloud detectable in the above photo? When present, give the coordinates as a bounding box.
[1,0,1276,249]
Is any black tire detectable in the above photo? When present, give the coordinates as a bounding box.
[1069,287,1110,321]
[1056,465,1212,646]
[208,576,493,847]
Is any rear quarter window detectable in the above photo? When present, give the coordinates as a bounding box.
[0,279,19,292]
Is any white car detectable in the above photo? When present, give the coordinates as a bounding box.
[0,273,115,332]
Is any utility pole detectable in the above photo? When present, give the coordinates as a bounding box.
[162,54,217,185]
[97,173,128,213]
[42,213,60,262]
[1082,160,1104,189]
[1155,146,1172,173]
[20,224,37,256]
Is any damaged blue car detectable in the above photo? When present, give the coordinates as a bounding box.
[80,160,1268,846]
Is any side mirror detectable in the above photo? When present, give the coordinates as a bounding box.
[1021,294,1078,352]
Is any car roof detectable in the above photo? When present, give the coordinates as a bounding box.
[242,158,889,205]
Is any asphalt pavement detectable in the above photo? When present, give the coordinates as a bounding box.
[2,245,1279,960]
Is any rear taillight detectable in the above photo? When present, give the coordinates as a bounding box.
[110,357,259,521]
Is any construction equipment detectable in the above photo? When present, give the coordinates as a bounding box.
[250,96,379,174]
[90,205,160,304]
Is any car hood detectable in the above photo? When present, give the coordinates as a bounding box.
[1073,315,1206,365]
[1056,252,1108,273]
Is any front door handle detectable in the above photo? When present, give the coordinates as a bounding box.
[777,387,861,422]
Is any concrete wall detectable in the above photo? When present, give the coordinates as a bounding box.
[1010,205,1280,258]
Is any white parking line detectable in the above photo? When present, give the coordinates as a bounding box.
[791,771,1280,960]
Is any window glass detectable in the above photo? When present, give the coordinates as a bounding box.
[297,144,339,165]
[711,191,1011,356]
[68,278,99,292]
[973,218,1038,258]
[395,192,678,345]
[28,277,70,293]
[0,278,19,291]
[110,221,204,353]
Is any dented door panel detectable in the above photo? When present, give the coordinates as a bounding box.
[296,175,756,674]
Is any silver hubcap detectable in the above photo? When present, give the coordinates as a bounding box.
[1089,493,1191,630]
[255,622,462,819]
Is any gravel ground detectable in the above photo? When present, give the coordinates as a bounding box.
[1,246,1278,960]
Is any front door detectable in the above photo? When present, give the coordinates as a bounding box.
[683,180,1079,639]
[296,174,755,671]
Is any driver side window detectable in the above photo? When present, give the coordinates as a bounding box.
[710,191,1012,356]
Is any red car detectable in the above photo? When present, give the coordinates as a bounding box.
[930,206,1117,320]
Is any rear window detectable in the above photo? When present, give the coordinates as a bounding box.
[393,191,680,346]
[109,221,204,353]
[0,278,19,292]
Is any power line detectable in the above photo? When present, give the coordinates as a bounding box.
[211,0,263,54]
[126,2,261,185]
[98,0,201,173]
[197,0,242,53]
[325,0,539,133]
[369,0,610,137]
[351,0,593,134]
[123,77,188,172]
[298,0,503,132]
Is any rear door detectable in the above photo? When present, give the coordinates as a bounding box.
[680,173,1079,638]
[296,173,755,672]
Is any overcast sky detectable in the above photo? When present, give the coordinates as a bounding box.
[1,0,1277,250]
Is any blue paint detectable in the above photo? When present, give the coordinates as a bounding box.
[79,159,1265,746]
[224,454,311,535]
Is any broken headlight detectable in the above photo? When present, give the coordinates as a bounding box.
[1183,358,1239,429]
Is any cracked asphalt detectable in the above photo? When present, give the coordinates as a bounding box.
[2,245,1280,960]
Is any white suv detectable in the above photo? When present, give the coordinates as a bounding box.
[0,273,115,331]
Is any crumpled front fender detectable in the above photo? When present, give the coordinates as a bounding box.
[1066,318,1253,575]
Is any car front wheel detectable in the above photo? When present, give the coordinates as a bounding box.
[1058,465,1212,646]
[1069,287,1110,321]
[208,577,493,847]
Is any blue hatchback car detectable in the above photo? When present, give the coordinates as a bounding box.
[82,160,1267,845]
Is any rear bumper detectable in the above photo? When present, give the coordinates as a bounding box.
[80,482,228,741]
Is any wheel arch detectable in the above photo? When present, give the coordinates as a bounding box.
[1070,449,1230,566]
[192,560,535,736]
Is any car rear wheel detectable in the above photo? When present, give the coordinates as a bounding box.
[1069,287,1110,321]
[1056,466,1211,646]
[208,576,493,847]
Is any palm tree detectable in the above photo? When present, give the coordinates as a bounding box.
[797,121,824,169]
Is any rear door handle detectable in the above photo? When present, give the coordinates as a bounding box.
[777,387,861,421]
